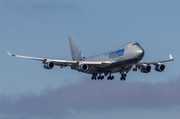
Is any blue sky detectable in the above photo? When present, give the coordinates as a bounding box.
[1,0,180,119]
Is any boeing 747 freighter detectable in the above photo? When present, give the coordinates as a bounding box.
[7,36,174,81]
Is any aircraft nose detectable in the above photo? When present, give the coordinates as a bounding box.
[135,47,144,59]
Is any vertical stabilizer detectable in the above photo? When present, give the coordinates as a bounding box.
[68,36,84,61]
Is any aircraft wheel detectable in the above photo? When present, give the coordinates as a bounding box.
[121,73,126,77]
[120,77,123,81]
[98,76,100,80]
[98,76,103,80]
[92,76,96,80]
[120,77,126,81]
[101,76,104,80]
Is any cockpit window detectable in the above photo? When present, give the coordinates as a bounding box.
[132,43,139,46]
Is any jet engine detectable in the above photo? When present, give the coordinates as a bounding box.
[43,62,55,69]
[140,65,152,73]
[155,64,166,72]
[77,64,89,72]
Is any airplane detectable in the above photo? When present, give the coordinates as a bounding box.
[7,36,174,81]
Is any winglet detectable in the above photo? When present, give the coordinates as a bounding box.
[7,51,12,56]
[7,51,15,56]
[169,54,174,60]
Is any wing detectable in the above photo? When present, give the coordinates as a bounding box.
[7,51,112,68]
[135,54,174,68]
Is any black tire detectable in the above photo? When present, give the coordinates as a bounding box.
[120,77,123,81]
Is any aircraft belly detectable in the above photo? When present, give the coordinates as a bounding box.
[98,58,140,73]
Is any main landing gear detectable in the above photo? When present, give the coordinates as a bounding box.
[91,72,127,81]
[91,73,104,80]
[107,72,114,80]
[91,72,114,80]
[120,73,127,81]
[91,73,97,80]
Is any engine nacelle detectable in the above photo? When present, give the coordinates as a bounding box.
[155,64,166,72]
[77,64,89,72]
[43,62,55,69]
[141,65,152,73]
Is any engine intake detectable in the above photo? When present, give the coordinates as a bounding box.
[141,65,151,73]
[77,64,89,72]
[43,62,55,69]
[155,64,166,72]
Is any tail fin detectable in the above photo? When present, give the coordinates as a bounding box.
[68,36,84,61]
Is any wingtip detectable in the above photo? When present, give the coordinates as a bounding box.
[169,54,174,60]
[7,51,12,56]
[7,51,15,56]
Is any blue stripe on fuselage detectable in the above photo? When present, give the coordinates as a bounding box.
[104,49,125,58]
